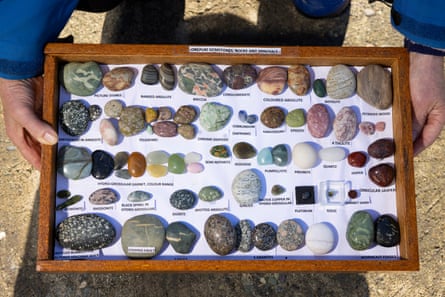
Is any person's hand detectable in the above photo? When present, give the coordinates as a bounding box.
[409,52,445,156]
[0,77,58,170]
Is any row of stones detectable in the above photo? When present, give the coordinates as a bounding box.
[56,211,400,257]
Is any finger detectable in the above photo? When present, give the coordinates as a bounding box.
[413,115,445,156]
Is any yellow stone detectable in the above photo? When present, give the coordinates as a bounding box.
[145,107,158,123]
[147,164,168,178]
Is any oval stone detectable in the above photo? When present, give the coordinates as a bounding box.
[368,163,395,187]
[257,147,273,165]
[60,100,90,136]
[63,61,103,96]
[170,189,196,210]
[257,66,287,95]
[359,121,376,136]
[210,145,230,158]
[313,78,327,97]
[57,145,92,180]
[326,64,356,99]
[333,106,357,142]
[127,152,146,177]
[305,222,336,255]
[252,223,277,251]
[232,169,263,206]
[319,147,346,162]
[346,210,375,250]
[127,190,152,202]
[367,138,395,159]
[375,214,400,247]
[114,169,131,180]
[56,214,116,251]
[286,108,305,127]
[91,150,114,179]
[277,219,305,251]
[204,214,237,255]
[102,67,135,91]
[178,124,196,139]
[118,106,146,136]
[140,64,159,85]
[233,142,257,159]
[113,151,129,170]
[347,151,367,167]
[198,186,223,202]
[223,64,257,90]
[184,152,202,164]
[146,164,168,178]
[159,63,176,90]
[260,106,285,128]
[174,105,197,124]
[104,99,123,118]
[236,220,253,252]
[89,104,102,121]
[153,121,178,137]
[288,65,310,96]
[168,154,186,174]
[271,144,289,166]
[99,119,118,146]
[166,222,197,254]
[56,195,83,210]
[178,63,223,97]
[146,150,169,164]
[271,184,286,196]
[187,162,204,173]
[121,214,165,258]
[357,64,393,110]
[89,188,118,205]
[199,102,232,131]
[292,142,318,169]
[307,103,330,138]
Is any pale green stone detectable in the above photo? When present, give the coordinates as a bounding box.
[63,61,103,96]
[146,150,169,164]
[199,186,223,202]
[199,102,232,131]
[346,211,374,250]
[286,108,305,127]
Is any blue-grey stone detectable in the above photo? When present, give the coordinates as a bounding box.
[166,222,197,254]
[57,145,92,180]
[128,190,152,202]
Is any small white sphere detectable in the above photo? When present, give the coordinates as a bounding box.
[306,222,336,255]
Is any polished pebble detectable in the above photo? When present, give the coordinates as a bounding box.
[319,147,346,162]
[313,78,327,97]
[375,214,400,247]
[145,107,158,123]
[99,119,118,146]
[271,144,288,166]
[271,184,286,196]
[305,222,336,255]
[223,64,257,90]
[114,169,131,179]
[277,219,305,251]
[140,64,159,85]
[375,121,386,132]
[127,152,146,177]
[153,121,178,137]
[146,150,169,164]
[187,162,204,173]
[91,150,114,179]
[260,106,285,128]
[288,65,310,96]
[170,189,196,210]
[56,195,83,210]
[102,67,135,91]
[57,145,92,180]
[63,61,103,96]
[174,105,197,124]
[326,64,356,99]
[168,154,186,174]
[252,223,277,251]
[159,63,176,90]
[257,66,287,95]
[233,142,256,159]
[347,151,367,168]
[113,151,129,170]
[367,138,395,159]
[257,147,273,165]
[118,106,146,136]
[292,142,318,169]
[246,114,258,124]
[127,190,152,202]
[210,145,230,158]
[88,105,102,121]
[204,214,237,255]
[157,106,173,121]
[56,190,71,199]
[357,64,392,110]
[346,210,374,250]
[89,188,118,205]
[359,121,376,135]
[307,103,330,138]
[236,220,253,252]
[178,63,224,97]
[333,106,357,142]
[198,186,223,202]
[232,169,263,206]
[368,163,395,187]
[286,108,305,127]
[60,100,90,136]
[199,102,232,131]
[104,99,123,118]
[166,222,196,254]
[184,152,202,164]
[146,164,168,178]
[178,124,196,139]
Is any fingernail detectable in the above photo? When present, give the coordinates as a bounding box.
[42,132,58,144]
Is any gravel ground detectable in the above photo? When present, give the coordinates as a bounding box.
[0,0,443,296]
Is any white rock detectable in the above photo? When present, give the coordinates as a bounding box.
[99,118,118,146]
[364,8,375,17]
[326,64,356,99]
[319,147,346,162]
[306,222,336,255]
[292,142,318,169]
[232,169,263,206]
[184,152,202,164]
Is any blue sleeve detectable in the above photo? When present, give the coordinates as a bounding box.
[0,0,79,79]
[391,0,445,50]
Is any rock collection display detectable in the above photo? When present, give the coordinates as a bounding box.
[54,60,400,260]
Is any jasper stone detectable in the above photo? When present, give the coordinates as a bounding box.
[346,211,375,250]
[252,223,276,251]
[118,106,146,136]
[375,214,400,247]
[307,103,330,138]
[146,164,168,178]
[57,145,92,180]
[368,163,395,187]
[170,189,196,210]
[166,222,197,254]
[146,150,169,164]
[236,220,253,252]
[91,150,114,179]
[233,142,256,159]
[178,124,196,139]
[313,78,327,97]
[260,106,285,128]
[121,214,165,258]
[199,102,232,131]
[153,121,178,137]
[145,108,158,123]
[204,214,237,255]
[89,188,118,205]
[305,222,336,255]
[141,64,159,85]
[127,152,146,177]
[357,64,393,110]
[347,151,367,167]
[89,105,102,121]
[257,66,287,95]
[333,106,357,142]
[159,63,176,90]
[288,65,310,96]
[232,169,263,206]
[60,100,90,136]
[104,99,123,118]
[367,138,395,159]
[277,219,305,251]
[257,147,273,165]
[199,186,223,202]
[223,64,257,90]
[271,144,288,166]
[102,67,135,91]
[292,142,318,169]
[113,151,129,170]
[326,64,356,99]
[168,154,186,174]
[286,108,305,127]
[178,63,223,97]
[127,190,152,202]
[56,214,116,251]
[210,145,230,158]
[319,147,346,162]
[63,61,103,96]
[99,119,118,146]
[174,105,197,124]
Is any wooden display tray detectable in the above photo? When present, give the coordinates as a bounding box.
[37,44,418,272]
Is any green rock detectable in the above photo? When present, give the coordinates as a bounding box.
[166,222,197,254]
[313,78,327,97]
[168,154,186,174]
[346,210,375,250]
[178,63,224,97]
[271,144,289,166]
[285,108,305,127]
[199,186,223,202]
[63,61,103,96]
[199,102,232,131]
[210,145,230,158]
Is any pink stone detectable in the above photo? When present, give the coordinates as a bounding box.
[99,119,118,145]
[375,121,386,132]
[187,162,204,173]
[359,121,375,135]
[333,106,357,142]
[307,103,330,138]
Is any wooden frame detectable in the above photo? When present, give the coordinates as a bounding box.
[37,44,418,272]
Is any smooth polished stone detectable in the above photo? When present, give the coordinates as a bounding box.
[333,106,357,142]
[102,67,135,91]
[238,110,248,122]
[367,138,395,159]
[128,190,152,202]
[347,151,367,168]
[88,104,102,121]
[204,214,237,256]
[114,169,131,179]
[174,105,197,124]
[257,147,273,165]
[236,220,253,252]
[198,186,223,202]
[157,106,173,120]
[346,211,374,250]
[141,64,159,85]
[178,63,224,97]
[104,99,123,118]
[313,78,327,97]
[368,163,395,187]
[91,150,114,179]
[223,64,257,90]
[375,121,386,132]
[357,64,393,110]
[252,223,277,251]
[184,152,202,164]
[210,145,230,158]
[166,222,197,254]
[271,144,288,166]
[63,61,103,96]
[187,162,204,173]
[57,145,92,180]
[326,64,356,99]
[305,222,336,255]
[56,214,116,251]
[271,184,286,196]
[319,147,346,162]
[60,100,90,136]
[307,103,330,138]
[257,66,287,95]
[89,188,118,205]
[99,119,118,146]
[121,214,165,258]
[146,164,168,178]
[233,142,256,159]
[127,152,146,177]
[286,108,305,127]
[246,114,258,124]
[55,195,83,210]
[168,154,186,174]
[232,169,263,207]
[260,106,285,129]
[118,106,146,136]
[159,63,176,90]
[359,121,375,136]
[375,214,400,247]
[178,124,196,139]
[170,189,196,210]
[146,150,169,164]
[56,190,71,199]
[277,219,305,251]
[145,107,158,123]
[153,121,178,137]
[199,102,232,131]
[292,142,318,169]
[113,151,129,170]
[288,65,310,96]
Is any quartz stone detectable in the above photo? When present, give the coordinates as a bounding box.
[319,147,346,162]
[63,61,103,96]
[127,152,146,177]
[170,189,196,210]
[141,64,159,85]
[178,124,196,139]
[187,162,204,173]
[271,144,288,166]
[313,78,327,97]
[60,100,90,136]
[368,163,395,187]
[347,151,367,168]
[91,150,114,179]
[357,64,393,110]
[307,103,330,138]
[168,154,186,174]
[346,210,375,250]
[333,106,357,142]
[102,66,135,91]
[257,147,273,165]
[285,108,305,127]
[104,99,123,118]
[277,219,305,251]
[375,214,400,247]
[89,188,118,205]
[292,142,318,169]
[198,186,223,202]
[121,214,165,258]
[56,214,116,251]
[146,150,169,164]
[57,145,92,180]
[113,151,129,170]
[145,108,158,123]
[257,66,287,95]
[305,222,336,255]
[288,65,310,96]
[184,152,202,164]
[199,102,232,131]
[204,214,237,255]
[326,64,356,99]
[173,105,197,124]
[367,138,395,159]
[166,222,197,254]
[236,220,253,252]
[146,164,168,178]
[118,106,146,136]
[159,63,176,90]
[99,119,118,146]
[178,63,224,97]
[223,64,257,90]
[233,142,256,159]
[127,190,152,202]
[260,106,285,129]
[232,169,263,206]
[210,145,230,158]
[88,104,102,121]
[153,121,178,137]
[252,223,277,251]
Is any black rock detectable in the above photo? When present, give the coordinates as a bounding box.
[170,189,196,210]
[375,214,400,247]
[91,150,114,179]
[252,223,277,251]
[60,100,90,136]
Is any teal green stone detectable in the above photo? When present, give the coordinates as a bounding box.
[199,102,232,131]
[346,211,375,250]
[271,144,289,166]
[168,154,186,174]
[63,61,103,96]
[57,145,92,180]
[199,186,223,202]
[285,108,305,127]
[313,78,327,97]
[257,147,273,165]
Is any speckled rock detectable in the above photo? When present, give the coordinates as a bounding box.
[159,63,176,90]
[223,64,257,90]
[233,142,256,159]
[252,223,276,251]
[257,66,287,95]
[346,211,375,250]
[60,100,90,136]
[178,124,196,139]
[204,214,237,255]
[99,119,118,146]
[63,61,103,96]
[118,106,146,136]
[141,64,159,85]
[57,145,92,180]
[368,163,395,187]
[91,150,114,179]
[357,64,393,110]
[89,105,102,121]
[277,219,305,251]
[178,63,223,97]
[326,64,356,99]
[199,102,232,131]
[166,222,197,254]
[236,220,253,252]
[152,121,178,137]
[127,190,152,202]
[260,106,285,128]
[174,105,197,124]
[375,214,400,247]
[104,99,123,118]
[89,188,118,205]
[198,186,223,202]
[307,103,330,138]
[157,106,173,121]
[232,169,263,206]
[288,65,310,96]
[333,106,357,142]
[170,189,196,210]
[102,67,135,91]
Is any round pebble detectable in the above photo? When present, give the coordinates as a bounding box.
[367,138,395,159]
[204,214,237,256]
[223,64,257,90]
[184,152,202,164]
[232,169,263,206]
[63,61,103,96]
[233,142,257,159]
[375,214,400,247]
[104,99,124,118]
[368,163,395,187]
[210,145,230,158]
[346,211,374,250]
[91,150,114,179]
[102,67,135,91]
[57,145,92,180]
[257,66,287,95]
[260,106,285,128]
[347,151,367,168]
[170,189,196,210]
[89,188,118,205]
[187,162,204,173]
[277,219,305,251]
[357,64,392,110]
[174,105,197,124]
[157,106,172,121]
[326,64,356,99]
[292,142,318,169]
[305,222,336,255]
[60,100,90,136]
[168,154,186,174]
[271,184,286,196]
[286,108,305,127]
[141,64,159,85]
[178,124,196,139]
[252,223,277,251]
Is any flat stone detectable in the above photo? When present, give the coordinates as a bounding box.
[146,164,168,178]
[159,63,176,90]
[236,220,253,252]
[99,119,118,146]
[346,210,374,250]
[60,100,90,136]
[140,64,159,85]
[127,152,146,177]
[88,105,102,121]
[305,222,336,255]
[319,147,346,162]
[292,142,318,169]
[56,214,116,251]
[223,64,257,90]
[57,145,92,180]
[288,65,310,96]
[368,163,395,187]
[170,189,196,210]
[232,169,263,206]
[375,214,400,247]
[89,188,118,205]
[146,150,169,164]
[210,145,230,158]
[121,214,165,258]
[91,150,114,179]
[127,190,152,202]
[286,108,305,127]
[257,66,287,95]
[260,106,285,129]
[168,154,186,174]
[233,142,256,159]
[166,222,197,254]
[252,223,277,251]
[367,138,395,159]
[326,64,356,99]
[118,106,146,136]
[307,103,330,138]
[173,105,197,124]
[357,64,393,110]
[271,144,288,166]
[333,106,357,142]
[104,99,123,118]
[152,121,178,137]
[198,186,223,202]
[178,63,223,97]
[63,61,103,96]
[277,219,305,251]
[257,147,273,165]
[102,67,135,91]
[177,124,195,139]
[204,214,237,255]
[199,102,232,131]
[113,151,129,170]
